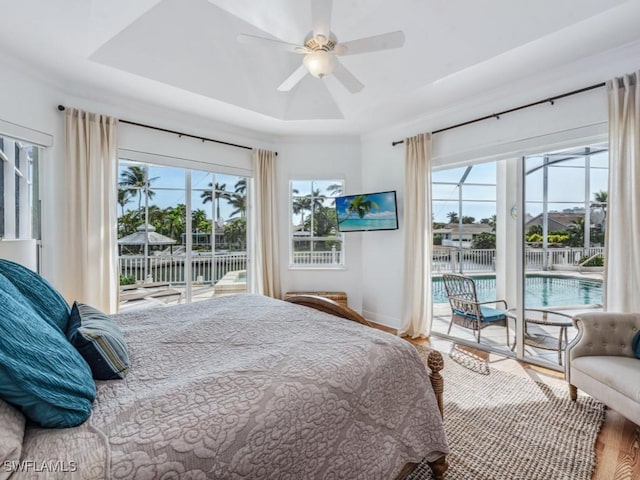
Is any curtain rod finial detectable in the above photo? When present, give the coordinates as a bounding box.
[57,105,65,111]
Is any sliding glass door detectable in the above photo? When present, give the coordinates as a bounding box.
[516,144,607,370]
[430,161,512,354]
[117,159,248,308]
[430,143,608,370]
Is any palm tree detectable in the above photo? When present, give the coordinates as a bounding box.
[338,195,379,224]
[326,183,342,196]
[593,190,608,217]
[191,209,209,232]
[117,189,131,216]
[593,191,608,204]
[234,178,247,195]
[446,211,459,224]
[201,182,231,223]
[162,206,185,242]
[293,196,312,226]
[229,194,246,218]
[568,217,585,247]
[119,166,158,217]
[309,188,325,215]
[479,214,497,231]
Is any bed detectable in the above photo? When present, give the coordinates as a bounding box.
[7,294,449,480]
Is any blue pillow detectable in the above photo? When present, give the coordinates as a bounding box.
[67,302,130,380]
[632,330,640,359]
[0,259,70,332]
[0,273,95,428]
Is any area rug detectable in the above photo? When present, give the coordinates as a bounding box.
[448,345,490,375]
[409,345,605,480]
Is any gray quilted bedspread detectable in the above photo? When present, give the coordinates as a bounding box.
[17,295,448,479]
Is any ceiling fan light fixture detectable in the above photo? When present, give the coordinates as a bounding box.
[303,50,336,78]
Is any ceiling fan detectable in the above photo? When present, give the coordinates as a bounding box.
[237,0,405,94]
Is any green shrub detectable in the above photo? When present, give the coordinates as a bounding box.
[578,255,604,267]
[471,232,496,249]
[548,234,569,244]
[526,233,543,243]
[119,274,136,285]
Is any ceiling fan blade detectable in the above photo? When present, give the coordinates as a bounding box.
[311,0,332,42]
[332,59,364,93]
[335,30,405,56]
[277,64,309,92]
[237,34,308,54]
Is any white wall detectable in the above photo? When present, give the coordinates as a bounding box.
[0,48,620,321]
[0,51,363,309]
[0,52,274,302]
[0,56,66,289]
[275,137,364,311]
[360,88,608,329]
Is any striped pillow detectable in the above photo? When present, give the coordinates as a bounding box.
[67,302,130,380]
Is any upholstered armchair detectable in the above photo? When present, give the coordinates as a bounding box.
[565,312,640,426]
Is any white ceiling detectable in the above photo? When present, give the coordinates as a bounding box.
[0,0,639,135]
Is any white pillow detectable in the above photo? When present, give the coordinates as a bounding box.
[0,398,25,480]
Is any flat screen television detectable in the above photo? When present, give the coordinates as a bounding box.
[335,190,399,232]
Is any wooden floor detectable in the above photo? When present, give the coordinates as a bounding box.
[373,324,640,480]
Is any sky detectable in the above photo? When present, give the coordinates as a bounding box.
[335,191,397,220]
[118,161,246,220]
[119,146,608,225]
[432,150,608,223]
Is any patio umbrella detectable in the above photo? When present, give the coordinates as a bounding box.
[118,224,177,246]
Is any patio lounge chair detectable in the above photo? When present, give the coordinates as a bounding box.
[119,282,183,305]
[442,273,510,344]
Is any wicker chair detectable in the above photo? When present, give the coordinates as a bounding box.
[442,274,510,344]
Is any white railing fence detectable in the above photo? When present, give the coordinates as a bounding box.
[431,246,604,274]
[119,252,248,285]
[291,250,342,265]
[119,246,605,284]
[432,249,495,273]
[119,250,343,284]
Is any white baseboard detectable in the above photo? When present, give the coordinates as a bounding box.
[362,310,400,331]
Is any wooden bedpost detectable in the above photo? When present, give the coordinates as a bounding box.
[569,384,578,401]
[285,295,449,480]
[427,455,449,480]
[427,350,445,418]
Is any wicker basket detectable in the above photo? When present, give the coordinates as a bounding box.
[283,291,348,307]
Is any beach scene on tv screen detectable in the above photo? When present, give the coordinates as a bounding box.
[336,191,398,231]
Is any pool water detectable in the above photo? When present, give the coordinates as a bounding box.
[432,274,603,307]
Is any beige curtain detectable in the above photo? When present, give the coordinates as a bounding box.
[65,108,119,313]
[400,133,433,338]
[250,148,281,298]
[604,71,640,312]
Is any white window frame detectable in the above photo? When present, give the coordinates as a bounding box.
[117,151,251,300]
[0,136,39,241]
[289,179,345,270]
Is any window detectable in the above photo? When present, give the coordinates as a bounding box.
[0,135,40,240]
[117,158,248,304]
[290,180,344,267]
[432,162,497,255]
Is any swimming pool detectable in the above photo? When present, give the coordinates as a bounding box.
[432,274,603,307]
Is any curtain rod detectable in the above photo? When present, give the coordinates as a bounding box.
[57,105,276,155]
[391,82,606,147]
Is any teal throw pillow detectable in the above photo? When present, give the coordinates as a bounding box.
[632,330,640,359]
[0,273,95,428]
[0,259,70,332]
[67,302,130,380]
